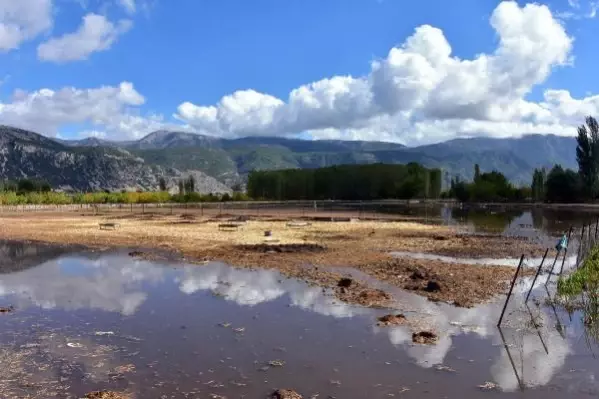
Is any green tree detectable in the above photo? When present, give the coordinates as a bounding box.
[545,165,582,203]
[531,168,546,202]
[178,179,185,195]
[185,175,196,193]
[158,177,167,191]
[474,164,481,182]
[576,116,599,199]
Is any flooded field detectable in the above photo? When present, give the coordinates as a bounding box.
[0,236,597,398]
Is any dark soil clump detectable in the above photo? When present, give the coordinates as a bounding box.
[337,277,353,288]
[412,331,438,345]
[237,243,326,253]
[0,305,13,314]
[271,389,303,399]
[377,314,406,326]
[425,280,442,292]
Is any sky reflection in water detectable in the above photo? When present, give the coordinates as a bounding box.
[0,249,597,397]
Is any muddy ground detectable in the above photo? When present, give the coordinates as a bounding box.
[0,212,548,308]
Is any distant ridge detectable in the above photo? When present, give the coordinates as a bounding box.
[0,125,578,189]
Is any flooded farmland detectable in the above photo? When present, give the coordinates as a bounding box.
[0,207,597,398]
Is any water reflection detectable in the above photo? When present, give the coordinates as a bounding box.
[0,247,597,397]
[0,255,165,315]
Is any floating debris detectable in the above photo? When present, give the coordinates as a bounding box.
[0,305,14,314]
[434,364,456,373]
[478,381,500,391]
[94,331,115,336]
[113,364,135,374]
[268,360,285,367]
[66,342,84,348]
[233,327,245,333]
[219,322,231,328]
[85,391,130,399]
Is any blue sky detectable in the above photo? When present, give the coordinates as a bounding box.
[0,0,598,145]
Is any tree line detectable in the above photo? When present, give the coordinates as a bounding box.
[247,163,442,201]
[528,116,599,203]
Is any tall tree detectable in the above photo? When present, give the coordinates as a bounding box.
[178,179,185,195]
[576,116,599,199]
[158,177,167,192]
[531,168,546,202]
[474,164,481,182]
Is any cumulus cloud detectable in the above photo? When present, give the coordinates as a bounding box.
[0,0,52,51]
[37,13,131,62]
[1,1,598,144]
[172,1,596,145]
[0,82,152,138]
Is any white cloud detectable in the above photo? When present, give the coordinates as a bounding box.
[172,1,597,145]
[118,0,136,14]
[0,0,52,51]
[0,81,154,138]
[2,1,599,144]
[37,13,131,63]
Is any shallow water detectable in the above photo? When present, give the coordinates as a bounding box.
[0,242,597,398]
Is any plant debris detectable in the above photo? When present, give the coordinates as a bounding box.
[271,389,303,399]
[268,360,286,367]
[478,381,500,391]
[85,391,130,399]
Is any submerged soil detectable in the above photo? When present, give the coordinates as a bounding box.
[0,213,546,308]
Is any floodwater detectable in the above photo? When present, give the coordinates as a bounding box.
[376,203,599,237]
[0,241,598,398]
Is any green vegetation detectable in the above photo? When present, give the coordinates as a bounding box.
[444,116,599,203]
[0,178,248,205]
[558,245,599,340]
[446,166,529,202]
[247,163,442,201]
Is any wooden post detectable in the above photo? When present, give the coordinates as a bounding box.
[526,248,548,303]
[498,255,525,327]
[577,224,586,268]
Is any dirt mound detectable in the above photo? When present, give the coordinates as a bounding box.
[412,331,438,345]
[237,243,326,253]
[377,314,406,326]
[336,287,391,308]
[271,389,303,399]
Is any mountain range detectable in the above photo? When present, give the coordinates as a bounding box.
[0,125,578,193]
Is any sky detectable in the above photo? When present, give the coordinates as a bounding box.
[0,0,599,146]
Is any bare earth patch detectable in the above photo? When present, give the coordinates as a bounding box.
[0,213,544,308]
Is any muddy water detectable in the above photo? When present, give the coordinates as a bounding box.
[0,243,598,398]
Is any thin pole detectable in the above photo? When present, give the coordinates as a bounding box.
[545,250,561,286]
[577,224,586,268]
[498,254,525,327]
[497,326,525,391]
[526,248,548,303]
[558,226,573,277]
